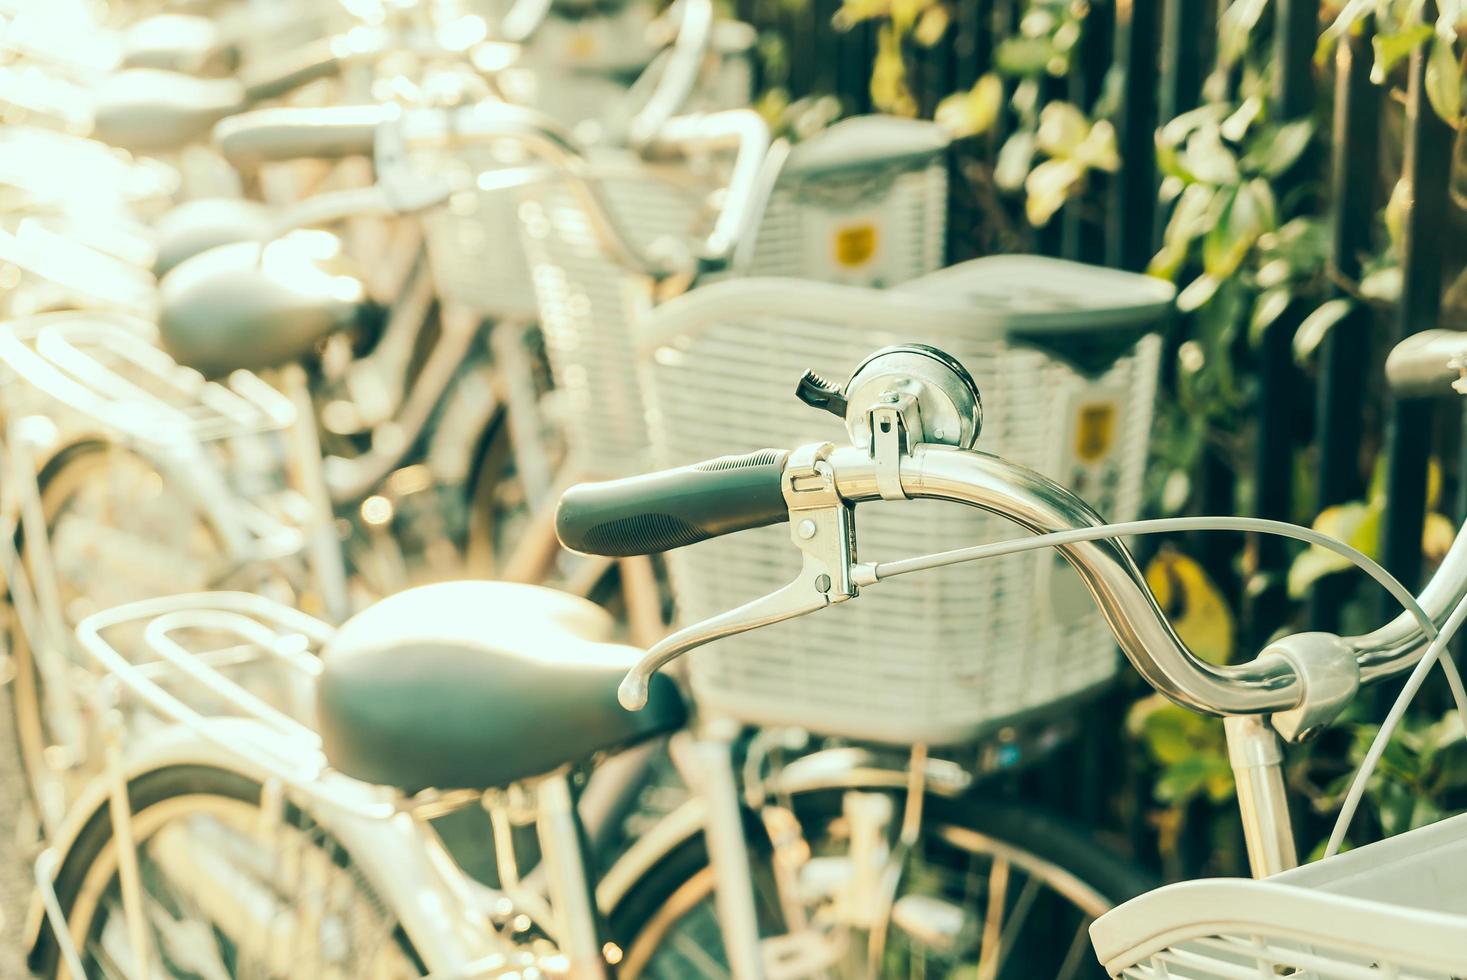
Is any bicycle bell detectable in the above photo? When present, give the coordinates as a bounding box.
[796,343,983,453]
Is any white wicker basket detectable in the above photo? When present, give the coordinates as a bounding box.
[414,14,753,320]
[639,258,1172,744]
[416,145,543,320]
[519,116,949,479]
[518,159,711,477]
[744,115,949,285]
[1091,810,1467,978]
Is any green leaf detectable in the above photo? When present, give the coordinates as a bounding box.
[1373,24,1435,81]
[1253,119,1315,177]
[1176,274,1220,312]
[1362,265,1403,301]
[1250,287,1293,343]
[1202,182,1272,279]
[1426,35,1463,124]
[994,130,1037,190]
[995,35,1054,77]
[1386,178,1411,254]
[1288,500,1383,597]
[1218,0,1268,69]
[1219,96,1263,142]
[1158,103,1231,150]
[1288,546,1351,598]
[1293,298,1355,363]
[1182,124,1241,185]
[1149,183,1217,278]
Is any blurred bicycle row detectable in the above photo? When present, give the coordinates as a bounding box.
[3,1,1465,978]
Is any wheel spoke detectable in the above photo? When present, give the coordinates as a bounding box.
[975,856,1010,980]
[1055,917,1095,980]
[992,871,1042,975]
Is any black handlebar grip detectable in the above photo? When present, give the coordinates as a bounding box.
[556,449,791,557]
[214,106,391,169]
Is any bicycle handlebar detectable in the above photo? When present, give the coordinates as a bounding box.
[626,0,714,149]
[565,441,1467,718]
[1385,329,1467,398]
[214,105,394,169]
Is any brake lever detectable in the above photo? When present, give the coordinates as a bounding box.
[618,441,863,710]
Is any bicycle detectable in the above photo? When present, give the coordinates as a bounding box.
[4,53,757,840]
[25,336,1417,978]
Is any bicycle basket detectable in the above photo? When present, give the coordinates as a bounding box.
[1090,809,1467,978]
[518,157,716,477]
[520,117,948,479]
[416,144,543,321]
[744,115,949,286]
[641,257,1172,744]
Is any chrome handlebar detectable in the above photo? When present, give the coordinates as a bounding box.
[394,100,771,276]
[626,0,715,149]
[615,441,1464,722]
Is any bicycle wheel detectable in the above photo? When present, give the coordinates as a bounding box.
[609,790,1153,979]
[9,439,226,829]
[29,764,424,980]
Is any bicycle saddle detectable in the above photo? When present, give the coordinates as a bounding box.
[151,197,274,277]
[315,582,686,793]
[157,233,365,376]
[92,69,244,154]
[120,15,239,75]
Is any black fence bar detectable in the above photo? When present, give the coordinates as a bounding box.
[1310,21,1379,631]
[1379,31,1452,608]
[1105,0,1161,271]
[1152,0,1209,250]
[1245,0,1318,647]
[1061,0,1114,263]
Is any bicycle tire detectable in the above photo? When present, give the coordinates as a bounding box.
[29,763,424,979]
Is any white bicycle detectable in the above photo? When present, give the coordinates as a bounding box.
[24,336,1467,978]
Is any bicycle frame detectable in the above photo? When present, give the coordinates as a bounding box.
[30,586,1001,979]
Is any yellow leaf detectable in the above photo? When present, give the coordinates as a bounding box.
[1138,551,1232,666]
[1145,549,1235,665]
[1035,101,1090,158]
[1075,118,1121,172]
[913,3,950,46]
[934,72,1002,138]
[1424,512,1457,562]
[870,25,916,116]
[1024,157,1085,226]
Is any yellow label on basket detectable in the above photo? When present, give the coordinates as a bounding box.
[568,32,598,60]
[1074,401,1118,463]
[833,222,878,268]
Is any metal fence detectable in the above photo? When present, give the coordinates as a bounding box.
[737,0,1457,648]
[731,0,1464,872]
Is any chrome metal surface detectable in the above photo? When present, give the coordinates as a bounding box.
[842,345,983,454]
[1224,716,1297,878]
[865,446,1302,715]
[618,441,854,711]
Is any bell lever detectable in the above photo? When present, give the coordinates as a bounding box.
[795,370,849,419]
[618,442,858,710]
